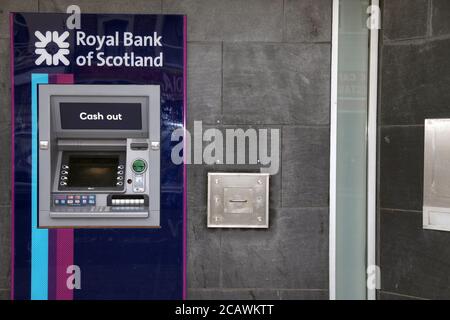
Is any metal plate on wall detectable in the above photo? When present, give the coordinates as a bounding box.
[423,119,450,231]
[207,173,269,228]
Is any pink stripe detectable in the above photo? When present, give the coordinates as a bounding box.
[54,230,74,300]
[9,13,15,300]
[54,74,74,300]
[182,15,187,300]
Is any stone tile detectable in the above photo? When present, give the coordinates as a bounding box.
[0,0,38,39]
[188,288,328,300]
[223,43,330,125]
[187,43,222,125]
[220,208,328,289]
[280,289,328,300]
[378,291,426,300]
[0,289,10,300]
[0,123,11,206]
[187,125,282,209]
[285,0,332,43]
[380,39,450,125]
[379,126,423,211]
[383,0,428,41]
[0,38,11,125]
[432,0,450,36]
[188,207,221,288]
[187,164,213,209]
[282,126,329,208]
[188,288,283,300]
[163,0,283,42]
[39,0,162,14]
[380,209,450,300]
[0,206,11,290]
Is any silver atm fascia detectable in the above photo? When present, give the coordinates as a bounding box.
[423,119,450,232]
[38,84,160,228]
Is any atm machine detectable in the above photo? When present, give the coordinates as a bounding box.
[38,84,160,228]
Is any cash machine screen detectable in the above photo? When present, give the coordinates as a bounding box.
[67,156,119,188]
[59,152,126,191]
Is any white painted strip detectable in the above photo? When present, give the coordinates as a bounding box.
[367,0,380,301]
[329,0,340,301]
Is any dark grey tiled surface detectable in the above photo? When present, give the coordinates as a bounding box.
[188,289,328,300]
[163,0,283,42]
[380,39,450,125]
[188,164,214,210]
[187,207,329,294]
[0,122,11,206]
[0,0,38,39]
[380,209,450,300]
[379,126,423,211]
[0,38,10,125]
[223,43,330,125]
[378,291,425,300]
[0,206,10,291]
[282,126,329,208]
[188,289,281,300]
[178,2,331,298]
[220,208,328,289]
[188,43,222,124]
[284,0,332,43]
[379,1,450,301]
[39,0,162,13]
[188,207,221,288]
[279,289,328,300]
[432,0,450,36]
[186,124,282,209]
[0,289,10,300]
[382,0,429,41]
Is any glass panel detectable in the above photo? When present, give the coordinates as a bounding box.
[336,0,369,299]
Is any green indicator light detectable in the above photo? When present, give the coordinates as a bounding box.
[132,159,146,173]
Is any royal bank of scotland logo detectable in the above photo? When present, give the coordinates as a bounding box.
[34,31,70,66]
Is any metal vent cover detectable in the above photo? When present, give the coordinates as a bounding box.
[207,172,269,228]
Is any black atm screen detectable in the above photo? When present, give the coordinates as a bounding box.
[60,102,142,130]
[67,156,119,188]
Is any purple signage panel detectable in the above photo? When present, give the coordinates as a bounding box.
[10,12,187,300]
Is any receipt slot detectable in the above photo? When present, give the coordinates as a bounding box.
[38,84,160,228]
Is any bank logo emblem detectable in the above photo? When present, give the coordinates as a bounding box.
[34,31,70,66]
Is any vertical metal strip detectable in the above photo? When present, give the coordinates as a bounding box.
[329,0,339,301]
[367,0,380,301]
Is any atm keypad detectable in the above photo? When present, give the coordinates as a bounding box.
[53,194,96,206]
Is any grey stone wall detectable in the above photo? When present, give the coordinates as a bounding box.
[378,0,450,300]
[0,0,332,300]
[178,0,331,299]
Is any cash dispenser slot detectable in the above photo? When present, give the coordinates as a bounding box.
[57,139,127,151]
